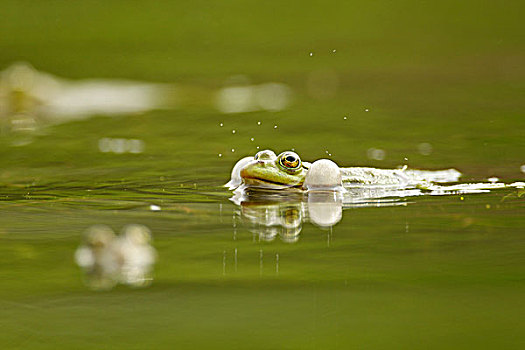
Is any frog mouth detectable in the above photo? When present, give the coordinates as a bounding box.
[241,174,303,189]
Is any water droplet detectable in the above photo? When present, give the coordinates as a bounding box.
[365,108,369,112]
[332,49,337,53]
[256,146,260,149]
[343,116,347,120]
[231,148,235,152]
[488,177,499,183]
[257,121,261,125]
[232,129,236,134]
[150,205,161,211]
[520,165,525,173]
[309,52,313,57]
[218,153,222,157]
[404,157,408,161]
[291,148,295,151]
[274,125,278,129]
[219,123,223,127]
[250,138,254,141]
[328,153,332,156]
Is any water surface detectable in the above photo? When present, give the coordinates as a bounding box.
[1,1,524,348]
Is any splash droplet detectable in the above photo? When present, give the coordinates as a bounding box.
[257,121,261,125]
[250,138,254,141]
[232,129,236,134]
[274,125,278,129]
[309,52,313,57]
[231,148,235,152]
[365,108,369,112]
[218,153,222,157]
[219,123,223,127]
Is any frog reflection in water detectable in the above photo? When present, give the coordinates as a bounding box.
[235,191,344,243]
[240,202,304,243]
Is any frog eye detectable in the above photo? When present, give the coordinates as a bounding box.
[278,151,302,173]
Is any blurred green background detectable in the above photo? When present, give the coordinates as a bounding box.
[1,0,524,181]
[0,1,524,349]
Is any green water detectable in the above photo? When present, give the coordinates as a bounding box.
[1,1,525,349]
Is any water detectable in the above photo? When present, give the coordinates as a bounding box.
[1,1,525,348]
[0,118,523,348]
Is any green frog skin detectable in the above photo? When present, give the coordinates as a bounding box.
[225,149,342,191]
[225,149,463,192]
